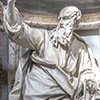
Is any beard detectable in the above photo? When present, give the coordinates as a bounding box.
[50,24,73,48]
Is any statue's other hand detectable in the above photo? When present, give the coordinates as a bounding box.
[86,79,96,94]
[95,80,100,94]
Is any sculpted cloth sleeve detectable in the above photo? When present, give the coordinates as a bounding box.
[3,4,44,51]
[72,35,100,99]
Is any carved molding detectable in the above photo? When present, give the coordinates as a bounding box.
[22,12,100,30]
[0,2,100,30]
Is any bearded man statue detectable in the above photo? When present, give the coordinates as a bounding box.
[3,0,100,99]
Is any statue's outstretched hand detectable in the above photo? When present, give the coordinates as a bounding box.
[7,0,16,5]
[7,0,17,24]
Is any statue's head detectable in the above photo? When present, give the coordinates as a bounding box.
[58,6,81,29]
[50,6,81,48]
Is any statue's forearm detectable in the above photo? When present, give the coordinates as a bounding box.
[7,0,16,25]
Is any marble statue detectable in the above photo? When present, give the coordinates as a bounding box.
[3,0,100,99]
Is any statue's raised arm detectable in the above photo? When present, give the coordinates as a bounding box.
[7,0,16,25]
[7,0,16,4]
[3,0,45,50]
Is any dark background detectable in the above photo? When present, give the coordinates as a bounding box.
[1,0,100,14]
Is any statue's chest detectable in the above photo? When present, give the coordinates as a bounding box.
[43,41,67,67]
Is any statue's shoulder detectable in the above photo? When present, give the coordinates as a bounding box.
[73,32,89,49]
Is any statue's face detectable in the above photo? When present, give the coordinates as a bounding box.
[50,7,81,47]
[58,9,77,29]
